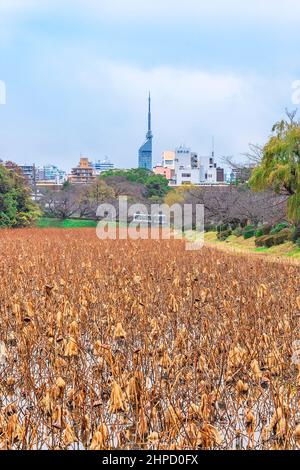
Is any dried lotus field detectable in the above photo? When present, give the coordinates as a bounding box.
[1,228,300,451]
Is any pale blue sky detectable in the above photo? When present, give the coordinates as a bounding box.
[0,0,299,170]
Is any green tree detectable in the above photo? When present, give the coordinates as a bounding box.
[0,164,41,227]
[101,168,152,185]
[249,114,300,222]
[145,174,170,199]
[101,168,169,200]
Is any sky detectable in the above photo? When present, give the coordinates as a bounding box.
[0,0,299,171]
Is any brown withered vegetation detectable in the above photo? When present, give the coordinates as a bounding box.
[0,228,300,450]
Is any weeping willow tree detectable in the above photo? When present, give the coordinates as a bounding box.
[250,112,300,223]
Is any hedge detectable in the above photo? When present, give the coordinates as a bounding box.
[217,229,232,241]
[244,229,256,240]
[255,229,292,248]
[270,222,289,235]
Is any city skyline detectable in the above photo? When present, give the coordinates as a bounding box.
[0,1,299,170]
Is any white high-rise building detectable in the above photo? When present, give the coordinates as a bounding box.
[161,144,225,186]
[174,145,201,186]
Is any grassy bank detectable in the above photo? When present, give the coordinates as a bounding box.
[205,231,300,260]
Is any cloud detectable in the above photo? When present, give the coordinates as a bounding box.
[1,40,286,168]
[0,1,296,169]
[66,0,300,25]
[1,0,300,24]
[0,0,39,11]
[95,61,281,161]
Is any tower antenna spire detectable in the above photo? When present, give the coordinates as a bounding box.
[148,92,151,133]
[138,92,153,171]
[147,91,152,138]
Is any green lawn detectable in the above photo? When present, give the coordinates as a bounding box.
[255,247,268,253]
[36,218,130,229]
[36,218,98,228]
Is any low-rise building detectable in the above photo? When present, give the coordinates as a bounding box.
[91,157,114,175]
[161,150,175,169]
[216,167,225,182]
[153,165,175,183]
[37,165,66,184]
[68,157,96,184]
[19,164,36,185]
